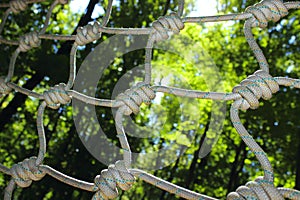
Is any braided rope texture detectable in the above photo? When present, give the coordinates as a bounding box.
[0,0,300,199]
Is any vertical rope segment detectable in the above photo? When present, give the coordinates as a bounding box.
[0,0,300,199]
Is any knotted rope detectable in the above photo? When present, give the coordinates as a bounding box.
[227,176,300,200]
[232,70,279,111]
[9,0,27,14]
[228,70,300,200]
[227,176,282,200]
[10,157,46,188]
[1,0,300,199]
[245,0,289,28]
[231,71,277,186]
[57,0,68,4]
[0,77,11,97]
[152,12,184,42]
[43,83,71,109]
[93,160,135,200]
[115,82,156,115]
[18,31,41,52]
[75,22,102,46]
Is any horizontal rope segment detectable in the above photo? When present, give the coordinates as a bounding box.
[0,0,300,199]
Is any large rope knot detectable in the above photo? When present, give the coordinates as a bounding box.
[9,0,27,14]
[0,77,11,97]
[227,176,284,200]
[43,83,71,109]
[93,160,135,200]
[245,0,289,28]
[18,31,41,52]
[115,82,156,116]
[152,12,184,42]
[10,157,46,188]
[75,22,102,46]
[233,70,279,111]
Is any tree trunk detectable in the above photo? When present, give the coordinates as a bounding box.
[295,129,300,190]
[185,120,210,189]
[159,146,185,199]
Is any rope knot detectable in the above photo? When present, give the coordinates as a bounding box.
[75,22,101,46]
[0,77,11,97]
[116,82,156,115]
[152,12,184,42]
[233,70,279,111]
[57,0,68,4]
[19,31,41,52]
[43,83,71,109]
[93,160,135,200]
[245,0,288,28]
[9,0,27,14]
[10,157,46,188]
[227,176,284,200]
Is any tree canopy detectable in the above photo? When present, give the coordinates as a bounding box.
[0,0,300,199]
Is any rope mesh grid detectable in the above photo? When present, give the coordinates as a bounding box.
[0,0,299,199]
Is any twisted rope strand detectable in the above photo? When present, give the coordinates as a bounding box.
[0,0,46,8]
[177,0,185,17]
[0,9,10,34]
[4,180,15,200]
[115,108,133,168]
[0,77,12,97]
[93,160,135,200]
[115,82,156,115]
[228,71,300,200]
[40,165,96,192]
[1,0,300,199]
[39,0,67,34]
[66,0,113,90]
[43,83,71,109]
[4,157,46,200]
[6,50,20,82]
[0,37,19,45]
[277,187,300,199]
[36,102,47,165]
[9,0,28,14]
[5,76,300,109]
[144,12,184,83]
[0,163,10,175]
[0,1,299,44]
[243,1,300,73]
[227,177,278,200]
[131,169,218,200]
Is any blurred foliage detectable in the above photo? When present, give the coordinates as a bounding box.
[0,0,300,199]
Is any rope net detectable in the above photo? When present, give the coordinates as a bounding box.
[0,0,300,199]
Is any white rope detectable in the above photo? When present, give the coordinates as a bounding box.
[115,82,156,115]
[151,12,184,42]
[43,83,71,109]
[0,0,300,199]
[9,0,27,14]
[75,22,102,46]
[245,0,289,28]
[9,157,45,188]
[232,70,279,111]
[93,160,135,200]
[227,176,286,200]
[57,0,68,4]
[18,31,41,52]
[0,77,11,97]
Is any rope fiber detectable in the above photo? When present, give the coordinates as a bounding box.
[0,0,300,199]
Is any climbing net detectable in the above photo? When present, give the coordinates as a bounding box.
[0,0,300,199]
